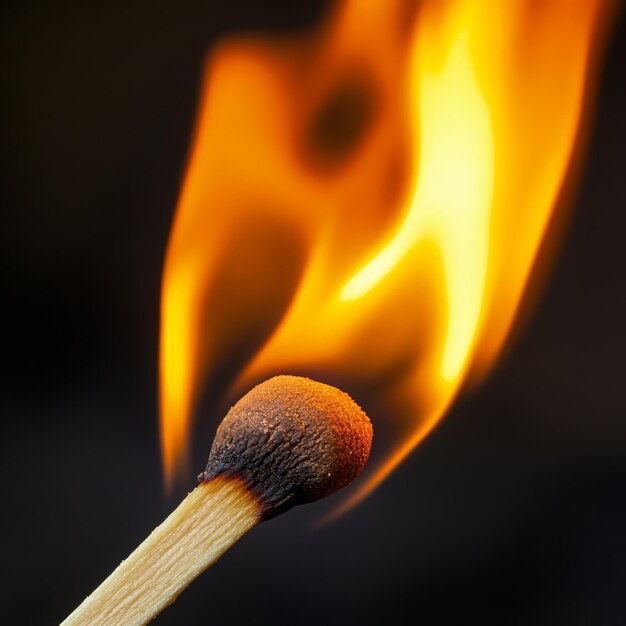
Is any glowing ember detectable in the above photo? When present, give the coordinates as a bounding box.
[159,0,615,503]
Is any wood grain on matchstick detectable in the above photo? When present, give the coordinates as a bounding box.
[62,476,260,626]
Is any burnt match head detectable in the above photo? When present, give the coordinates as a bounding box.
[200,375,372,519]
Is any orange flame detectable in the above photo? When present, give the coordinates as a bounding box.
[159,0,615,502]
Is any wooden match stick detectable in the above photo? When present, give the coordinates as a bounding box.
[62,375,372,626]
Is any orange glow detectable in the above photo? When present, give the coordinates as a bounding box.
[159,0,615,500]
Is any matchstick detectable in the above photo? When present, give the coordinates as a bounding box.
[61,476,258,626]
[62,375,372,626]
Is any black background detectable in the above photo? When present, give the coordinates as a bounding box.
[2,1,625,624]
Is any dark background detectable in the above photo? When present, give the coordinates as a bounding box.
[2,1,625,624]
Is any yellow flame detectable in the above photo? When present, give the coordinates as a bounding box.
[343,27,493,386]
[159,0,615,502]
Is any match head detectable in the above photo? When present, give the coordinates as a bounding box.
[200,375,373,519]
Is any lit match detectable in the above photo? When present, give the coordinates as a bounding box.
[62,375,372,626]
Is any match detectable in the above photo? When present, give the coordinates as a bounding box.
[62,375,373,626]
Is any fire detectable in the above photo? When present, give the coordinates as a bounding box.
[159,0,615,502]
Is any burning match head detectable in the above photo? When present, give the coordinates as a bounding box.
[201,375,372,519]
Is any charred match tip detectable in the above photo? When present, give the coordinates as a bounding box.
[200,375,373,519]
[62,376,371,626]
